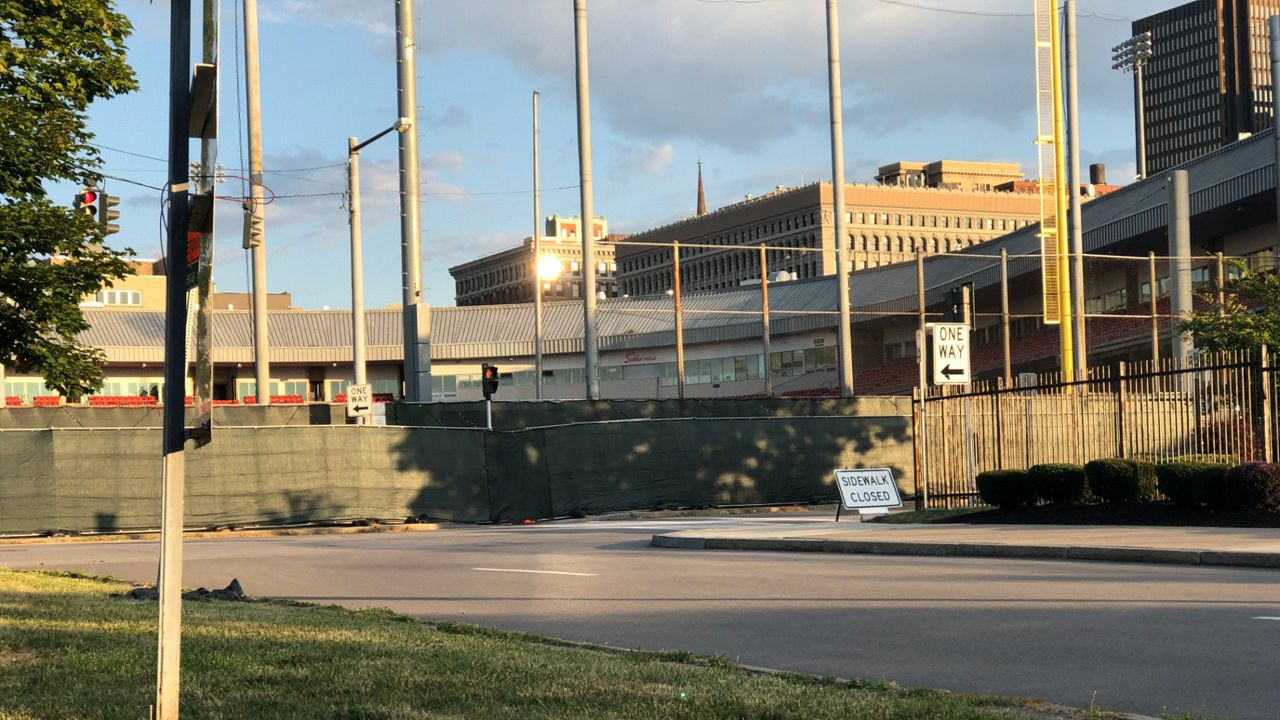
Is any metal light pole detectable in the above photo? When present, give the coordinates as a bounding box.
[1113,32,1152,180]
[533,90,545,400]
[1271,16,1280,267]
[1065,0,1087,381]
[243,0,270,404]
[760,244,772,398]
[396,0,429,402]
[826,0,855,398]
[348,120,409,408]
[673,241,686,400]
[348,138,366,391]
[573,0,600,400]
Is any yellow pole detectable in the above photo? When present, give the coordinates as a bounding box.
[1048,3,1074,383]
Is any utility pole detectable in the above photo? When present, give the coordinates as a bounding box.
[533,91,544,400]
[1065,0,1087,381]
[396,0,429,402]
[242,0,270,405]
[573,0,600,400]
[156,0,192,715]
[825,0,854,398]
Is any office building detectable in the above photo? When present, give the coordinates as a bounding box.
[449,215,620,306]
[617,162,1048,296]
[1132,0,1280,174]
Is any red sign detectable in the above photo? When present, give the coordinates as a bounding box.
[624,352,657,364]
[185,232,201,264]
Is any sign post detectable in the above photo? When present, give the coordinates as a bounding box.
[929,322,971,385]
[834,468,902,521]
[345,383,372,423]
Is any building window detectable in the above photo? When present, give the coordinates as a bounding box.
[95,290,142,306]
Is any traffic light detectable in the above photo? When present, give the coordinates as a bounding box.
[481,363,500,399]
[242,202,264,249]
[73,188,99,221]
[945,284,973,325]
[99,193,120,236]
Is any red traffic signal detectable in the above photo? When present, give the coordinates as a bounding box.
[74,188,99,218]
[481,363,500,399]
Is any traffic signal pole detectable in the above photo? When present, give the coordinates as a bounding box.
[155,0,192,715]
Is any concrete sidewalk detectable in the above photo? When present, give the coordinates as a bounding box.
[651,520,1280,568]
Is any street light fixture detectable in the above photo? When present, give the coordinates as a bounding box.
[1112,32,1153,179]
[347,118,411,415]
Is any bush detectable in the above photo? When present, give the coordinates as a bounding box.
[1028,464,1088,504]
[976,470,1035,508]
[1156,462,1230,508]
[1085,459,1158,504]
[1221,463,1280,512]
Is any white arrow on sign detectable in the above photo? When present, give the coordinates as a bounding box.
[929,323,971,385]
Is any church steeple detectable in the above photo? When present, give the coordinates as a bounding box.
[696,160,707,217]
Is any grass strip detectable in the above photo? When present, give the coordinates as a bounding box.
[0,568,1135,719]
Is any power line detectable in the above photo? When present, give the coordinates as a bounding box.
[868,0,1132,22]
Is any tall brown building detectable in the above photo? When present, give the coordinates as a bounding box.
[1132,0,1280,174]
[450,215,620,306]
[617,162,1049,296]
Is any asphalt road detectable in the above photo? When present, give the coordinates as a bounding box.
[3,516,1278,720]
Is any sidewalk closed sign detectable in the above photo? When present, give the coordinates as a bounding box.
[834,468,902,514]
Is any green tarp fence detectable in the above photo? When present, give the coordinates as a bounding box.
[0,413,913,535]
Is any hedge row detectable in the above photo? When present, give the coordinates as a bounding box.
[976,459,1280,512]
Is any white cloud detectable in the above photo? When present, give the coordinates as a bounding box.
[251,0,1173,155]
[617,142,676,178]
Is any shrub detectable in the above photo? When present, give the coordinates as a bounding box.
[1085,459,1158,504]
[1221,463,1280,512]
[1156,462,1229,508]
[976,470,1035,508]
[1028,464,1088,504]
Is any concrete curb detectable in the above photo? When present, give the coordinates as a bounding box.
[651,534,1280,569]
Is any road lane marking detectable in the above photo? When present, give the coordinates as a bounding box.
[1252,616,1280,621]
[472,567,598,577]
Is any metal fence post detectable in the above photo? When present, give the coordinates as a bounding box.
[912,385,925,511]
[1116,361,1128,459]
[1262,346,1274,463]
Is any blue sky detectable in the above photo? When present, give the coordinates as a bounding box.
[72,0,1173,310]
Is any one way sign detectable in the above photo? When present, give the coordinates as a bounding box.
[346,383,372,419]
[929,323,971,385]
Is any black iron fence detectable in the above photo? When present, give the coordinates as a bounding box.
[915,348,1277,508]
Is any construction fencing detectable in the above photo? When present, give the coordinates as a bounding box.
[918,348,1278,507]
[0,411,912,535]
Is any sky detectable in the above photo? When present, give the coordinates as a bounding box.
[71,0,1177,310]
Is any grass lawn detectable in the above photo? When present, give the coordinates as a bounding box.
[0,569,1137,720]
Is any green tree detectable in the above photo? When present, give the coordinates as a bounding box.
[0,1,138,397]
[1177,267,1280,353]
